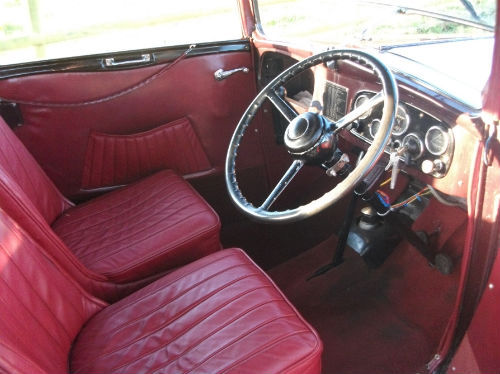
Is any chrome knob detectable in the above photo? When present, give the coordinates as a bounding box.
[421,159,445,174]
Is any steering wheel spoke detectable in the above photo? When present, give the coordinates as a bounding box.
[333,91,384,134]
[259,159,304,210]
[266,90,299,123]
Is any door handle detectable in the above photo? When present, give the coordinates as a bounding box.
[104,54,152,67]
[214,67,249,81]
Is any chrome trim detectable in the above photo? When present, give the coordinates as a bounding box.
[104,54,151,67]
[352,88,448,128]
[369,118,381,138]
[393,105,410,136]
[353,94,373,120]
[425,126,449,156]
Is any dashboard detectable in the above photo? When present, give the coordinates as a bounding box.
[259,39,488,199]
[327,89,454,178]
[311,60,461,181]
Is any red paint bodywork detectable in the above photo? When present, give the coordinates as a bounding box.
[444,4,500,372]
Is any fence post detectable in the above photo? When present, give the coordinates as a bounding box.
[27,0,45,58]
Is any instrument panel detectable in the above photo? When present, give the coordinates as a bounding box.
[348,91,454,178]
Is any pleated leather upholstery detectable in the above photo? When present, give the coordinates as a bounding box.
[82,117,212,189]
[0,165,127,301]
[0,209,104,374]
[0,117,71,224]
[0,208,322,374]
[0,117,221,287]
[52,170,221,283]
[71,249,322,374]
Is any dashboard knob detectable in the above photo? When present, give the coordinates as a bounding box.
[402,133,424,160]
[421,159,445,174]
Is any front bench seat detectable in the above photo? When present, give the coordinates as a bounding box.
[0,209,322,374]
[0,117,220,284]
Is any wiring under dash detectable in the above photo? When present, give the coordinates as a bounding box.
[375,178,431,213]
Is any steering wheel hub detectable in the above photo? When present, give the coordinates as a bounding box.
[284,112,326,154]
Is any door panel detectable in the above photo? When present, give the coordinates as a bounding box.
[0,42,263,199]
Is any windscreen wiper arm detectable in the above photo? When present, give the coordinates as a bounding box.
[459,0,481,22]
[359,1,494,32]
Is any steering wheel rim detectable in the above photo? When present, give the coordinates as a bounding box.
[225,49,398,223]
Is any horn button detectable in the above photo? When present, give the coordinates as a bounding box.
[284,112,336,163]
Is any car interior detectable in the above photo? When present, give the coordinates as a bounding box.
[0,0,499,373]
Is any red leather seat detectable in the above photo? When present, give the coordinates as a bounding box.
[0,117,221,285]
[52,170,220,283]
[0,209,322,374]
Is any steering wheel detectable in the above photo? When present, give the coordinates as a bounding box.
[225,49,398,223]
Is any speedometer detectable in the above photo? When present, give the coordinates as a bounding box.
[425,126,449,156]
[393,105,410,136]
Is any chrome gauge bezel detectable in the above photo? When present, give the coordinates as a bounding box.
[425,126,449,156]
[393,105,410,136]
[368,118,381,138]
[348,89,454,179]
[353,94,373,120]
[402,133,425,160]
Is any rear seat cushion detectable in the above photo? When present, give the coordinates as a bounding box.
[71,248,323,374]
[52,170,221,283]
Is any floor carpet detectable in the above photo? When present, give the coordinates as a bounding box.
[268,200,466,374]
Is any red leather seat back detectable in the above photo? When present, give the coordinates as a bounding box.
[0,117,71,224]
[0,208,104,374]
[0,166,155,301]
[0,117,220,301]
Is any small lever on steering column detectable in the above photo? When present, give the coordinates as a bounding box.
[385,144,409,189]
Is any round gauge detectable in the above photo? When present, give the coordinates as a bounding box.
[425,126,449,156]
[393,106,410,136]
[369,119,381,138]
[402,133,424,160]
[354,94,373,120]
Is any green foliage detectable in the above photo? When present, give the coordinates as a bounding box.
[268,15,306,27]
[1,24,23,34]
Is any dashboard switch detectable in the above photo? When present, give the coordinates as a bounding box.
[421,159,445,174]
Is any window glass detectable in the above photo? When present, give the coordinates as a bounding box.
[0,0,242,65]
[256,0,496,48]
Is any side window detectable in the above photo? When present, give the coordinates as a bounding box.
[0,0,242,66]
